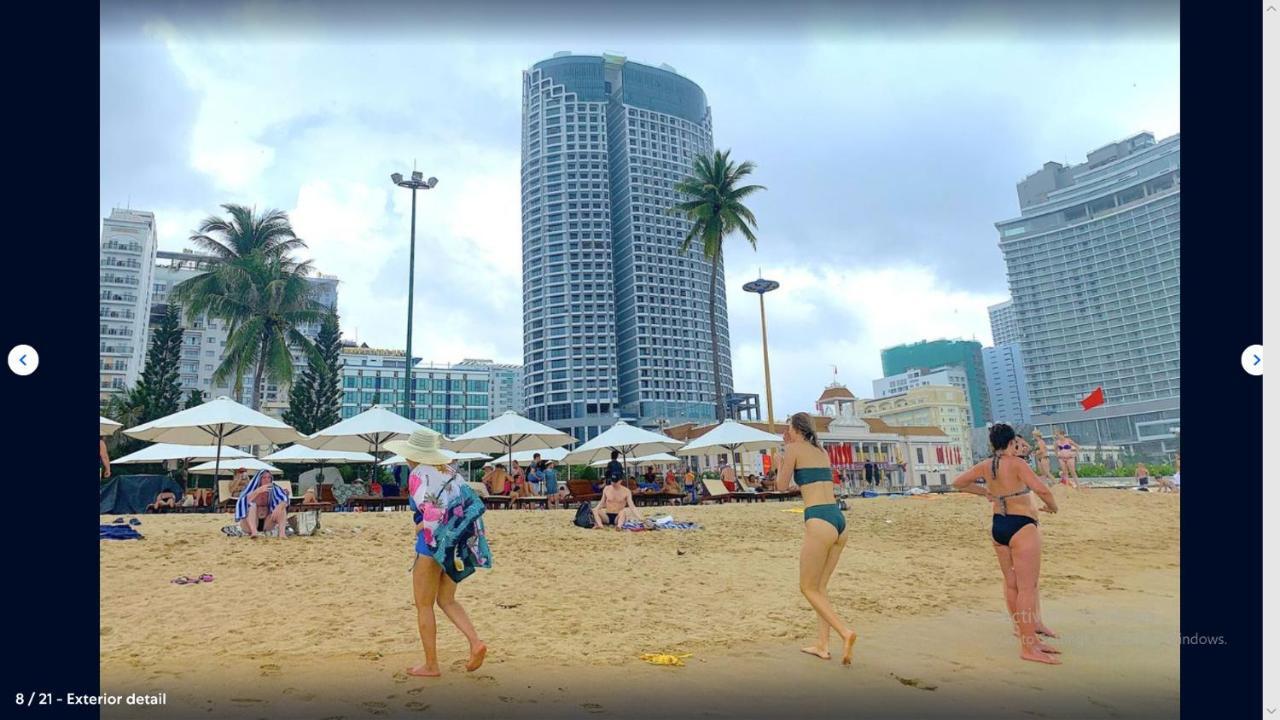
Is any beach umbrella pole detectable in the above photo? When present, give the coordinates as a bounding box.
[212,428,225,511]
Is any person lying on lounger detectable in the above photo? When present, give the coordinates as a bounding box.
[147,489,177,513]
[593,475,642,530]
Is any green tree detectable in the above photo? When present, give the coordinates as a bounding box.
[671,149,766,421]
[184,389,206,409]
[104,386,147,457]
[136,303,185,421]
[283,311,344,434]
[173,205,324,410]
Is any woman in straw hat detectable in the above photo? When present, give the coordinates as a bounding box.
[385,429,491,677]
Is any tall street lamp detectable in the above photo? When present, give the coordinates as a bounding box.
[744,276,781,474]
[390,170,438,420]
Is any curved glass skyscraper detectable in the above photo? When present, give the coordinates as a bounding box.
[521,53,732,442]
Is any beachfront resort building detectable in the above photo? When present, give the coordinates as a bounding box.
[988,299,1020,346]
[665,383,967,489]
[150,249,339,417]
[338,345,492,436]
[99,208,159,405]
[856,384,975,467]
[880,339,989,427]
[982,343,1032,426]
[996,132,1180,456]
[520,52,730,444]
[872,365,971,403]
[451,359,525,417]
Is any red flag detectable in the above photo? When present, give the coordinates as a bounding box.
[936,446,944,463]
[1081,386,1105,411]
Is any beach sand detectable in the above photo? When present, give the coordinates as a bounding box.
[100,488,1179,719]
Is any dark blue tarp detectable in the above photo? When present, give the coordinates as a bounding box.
[99,474,184,515]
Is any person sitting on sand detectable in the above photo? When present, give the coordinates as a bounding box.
[1153,475,1178,493]
[385,428,490,679]
[776,412,858,665]
[592,475,642,530]
[234,470,289,538]
[147,488,177,513]
[953,423,1061,665]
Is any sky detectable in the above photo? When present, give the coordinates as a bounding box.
[100,1,1180,418]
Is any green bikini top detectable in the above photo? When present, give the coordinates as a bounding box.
[794,467,832,486]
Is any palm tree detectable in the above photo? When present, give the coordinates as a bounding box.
[671,149,766,421]
[173,205,324,410]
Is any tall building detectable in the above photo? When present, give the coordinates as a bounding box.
[452,359,524,417]
[520,52,730,444]
[982,343,1032,425]
[339,345,491,436]
[881,339,989,427]
[996,132,1180,455]
[988,299,1019,346]
[855,384,975,466]
[872,365,970,401]
[99,208,159,405]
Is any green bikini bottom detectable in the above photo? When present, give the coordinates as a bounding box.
[804,503,846,535]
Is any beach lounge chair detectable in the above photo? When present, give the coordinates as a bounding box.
[468,482,513,510]
[513,494,550,510]
[566,479,601,503]
[699,478,733,504]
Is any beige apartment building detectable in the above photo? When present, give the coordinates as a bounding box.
[856,384,974,466]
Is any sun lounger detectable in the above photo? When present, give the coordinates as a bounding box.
[468,482,513,510]
[513,495,550,510]
[699,478,733,504]
[566,479,601,504]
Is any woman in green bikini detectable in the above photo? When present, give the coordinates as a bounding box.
[777,412,857,665]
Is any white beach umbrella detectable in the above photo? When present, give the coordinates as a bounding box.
[381,451,489,466]
[123,396,304,503]
[484,447,570,467]
[631,452,681,466]
[188,458,282,476]
[100,416,122,436]
[302,405,427,455]
[262,446,376,464]
[446,411,575,470]
[563,421,684,468]
[675,420,783,457]
[676,421,782,483]
[113,443,254,465]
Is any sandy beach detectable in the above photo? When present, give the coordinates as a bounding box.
[100,488,1179,718]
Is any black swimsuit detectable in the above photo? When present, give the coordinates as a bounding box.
[989,454,1038,547]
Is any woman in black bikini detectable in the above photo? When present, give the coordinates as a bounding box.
[954,423,1061,665]
[777,412,857,665]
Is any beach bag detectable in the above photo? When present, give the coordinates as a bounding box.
[573,502,594,529]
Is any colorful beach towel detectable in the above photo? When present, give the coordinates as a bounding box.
[234,470,289,522]
[410,465,493,583]
[100,524,144,540]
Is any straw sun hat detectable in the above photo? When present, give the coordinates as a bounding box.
[384,429,453,466]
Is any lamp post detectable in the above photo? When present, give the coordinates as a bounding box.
[390,170,438,420]
[743,276,781,475]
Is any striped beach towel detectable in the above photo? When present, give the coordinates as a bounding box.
[234,470,288,522]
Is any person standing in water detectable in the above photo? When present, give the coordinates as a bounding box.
[386,429,490,678]
[954,423,1061,665]
[776,412,858,665]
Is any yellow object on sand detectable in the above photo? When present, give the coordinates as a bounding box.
[782,508,804,513]
[640,653,692,667]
